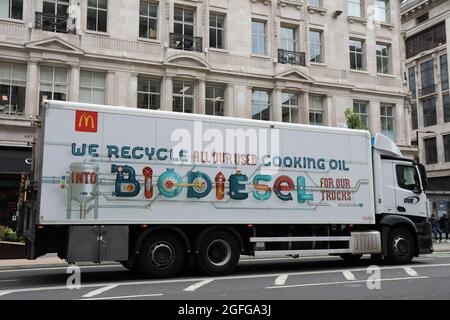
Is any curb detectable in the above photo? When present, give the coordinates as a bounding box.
[0,262,121,271]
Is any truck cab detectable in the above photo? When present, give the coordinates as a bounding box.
[372,134,432,257]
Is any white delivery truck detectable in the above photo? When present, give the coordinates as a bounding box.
[17,101,433,278]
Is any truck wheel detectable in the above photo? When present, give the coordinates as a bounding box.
[137,232,185,278]
[386,227,414,265]
[339,254,363,262]
[197,230,240,276]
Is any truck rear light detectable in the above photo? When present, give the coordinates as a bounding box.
[248,224,253,228]
[37,225,44,229]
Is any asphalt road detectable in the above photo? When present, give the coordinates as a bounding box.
[1,253,450,300]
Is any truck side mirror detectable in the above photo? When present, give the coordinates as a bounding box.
[417,164,428,190]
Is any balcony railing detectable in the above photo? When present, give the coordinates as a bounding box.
[277,49,306,66]
[35,12,75,34]
[169,33,202,52]
[419,84,436,97]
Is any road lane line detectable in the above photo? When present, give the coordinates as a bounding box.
[0,279,18,283]
[80,293,163,300]
[403,267,418,277]
[266,276,428,290]
[183,279,214,292]
[342,271,356,281]
[82,285,118,298]
[2,262,450,297]
[274,274,288,286]
[0,291,12,297]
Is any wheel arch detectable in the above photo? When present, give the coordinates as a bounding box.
[379,215,419,257]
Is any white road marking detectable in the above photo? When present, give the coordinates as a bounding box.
[342,271,356,281]
[82,285,118,298]
[2,262,450,297]
[80,293,163,300]
[403,267,419,277]
[266,276,428,290]
[274,274,288,286]
[183,279,214,292]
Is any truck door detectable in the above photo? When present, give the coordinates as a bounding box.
[394,162,427,217]
[381,160,397,213]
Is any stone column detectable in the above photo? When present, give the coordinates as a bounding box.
[326,95,334,127]
[272,88,282,122]
[395,101,406,145]
[128,73,138,108]
[25,59,39,117]
[225,83,234,117]
[162,75,173,111]
[68,63,80,102]
[197,79,206,114]
[370,100,381,135]
[301,92,309,124]
[105,71,115,105]
[404,102,412,146]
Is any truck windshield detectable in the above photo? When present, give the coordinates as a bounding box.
[396,165,421,192]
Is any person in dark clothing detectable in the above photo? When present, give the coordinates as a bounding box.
[439,214,449,243]
[430,213,442,242]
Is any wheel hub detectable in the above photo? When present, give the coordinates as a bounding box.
[393,236,408,256]
[149,242,175,269]
[207,239,231,267]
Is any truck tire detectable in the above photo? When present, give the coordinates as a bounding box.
[339,254,363,262]
[137,232,185,278]
[197,230,240,276]
[386,227,414,265]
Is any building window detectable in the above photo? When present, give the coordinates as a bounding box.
[374,0,389,23]
[209,13,225,49]
[405,22,446,59]
[280,26,296,51]
[308,0,322,7]
[411,102,418,130]
[79,70,106,104]
[87,0,107,32]
[137,76,160,110]
[424,137,437,165]
[0,0,22,20]
[39,66,67,106]
[252,89,270,121]
[349,39,365,71]
[281,92,299,123]
[348,0,363,18]
[440,54,449,92]
[174,7,194,36]
[252,20,266,55]
[139,0,157,39]
[376,43,391,74]
[0,62,26,116]
[309,95,325,125]
[309,30,323,63]
[380,103,395,141]
[173,80,194,113]
[353,100,369,129]
[443,93,450,123]
[444,134,450,162]
[408,66,416,100]
[422,97,437,127]
[420,59,435,96]
[206,84,225,116]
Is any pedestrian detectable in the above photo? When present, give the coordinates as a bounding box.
[439,213,449,243]
[430,213,442,243]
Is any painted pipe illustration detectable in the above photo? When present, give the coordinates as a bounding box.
[215,172,225,200]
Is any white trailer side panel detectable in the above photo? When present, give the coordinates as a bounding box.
[38,101,375,225]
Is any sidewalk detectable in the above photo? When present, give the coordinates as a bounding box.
[432,241,450,253]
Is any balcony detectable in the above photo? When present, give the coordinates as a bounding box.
[277,49,306,66]
[35,12,75,34]
[169,33,202,52]
[419,84,436,97]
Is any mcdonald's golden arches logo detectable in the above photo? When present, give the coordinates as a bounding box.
[75,110,98,132]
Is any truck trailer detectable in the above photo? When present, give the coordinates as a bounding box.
[17,100,433,278]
